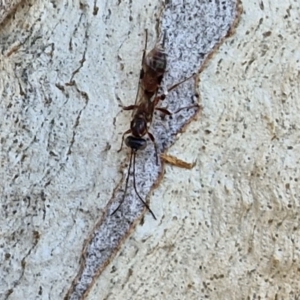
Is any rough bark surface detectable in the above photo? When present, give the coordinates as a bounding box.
[0,0,22,25]
[0,0,299,300]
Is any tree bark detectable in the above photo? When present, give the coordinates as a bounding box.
[1,0,299,300]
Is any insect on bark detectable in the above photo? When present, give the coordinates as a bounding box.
[112,30,199,219]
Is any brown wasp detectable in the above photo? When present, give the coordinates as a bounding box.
[117,29,169,160]
[112,30,198,219]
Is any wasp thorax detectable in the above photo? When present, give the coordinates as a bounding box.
[131,116,147,137]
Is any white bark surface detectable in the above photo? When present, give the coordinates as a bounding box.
[0,0,299,300]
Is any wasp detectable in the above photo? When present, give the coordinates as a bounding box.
[112,31,198,219]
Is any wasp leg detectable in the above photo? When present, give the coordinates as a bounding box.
[155,107,172,115]
[121,104,139,111]
[118,129,131,152]
[173,104,201,114]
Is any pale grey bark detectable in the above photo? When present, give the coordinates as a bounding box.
[1,1,299,300]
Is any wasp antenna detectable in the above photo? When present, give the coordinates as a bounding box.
[132,151,157,220]
[111,150,134,217]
